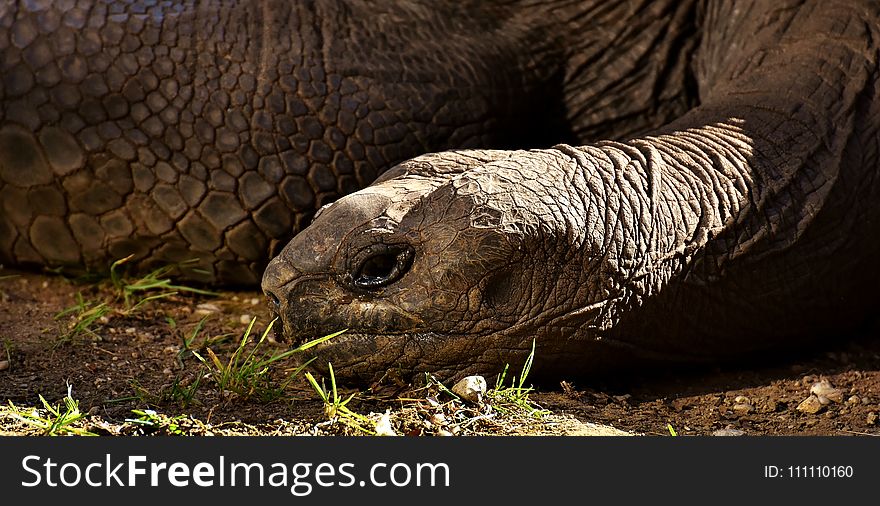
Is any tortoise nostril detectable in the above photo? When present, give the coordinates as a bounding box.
[266,291,281,309]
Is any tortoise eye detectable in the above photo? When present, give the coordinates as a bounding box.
[352,244,414,290]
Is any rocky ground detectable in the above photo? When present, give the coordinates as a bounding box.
[1,267,878,436]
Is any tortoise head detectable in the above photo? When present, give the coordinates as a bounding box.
[261,149,603,383]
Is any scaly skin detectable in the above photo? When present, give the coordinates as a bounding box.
[263,0,880,382]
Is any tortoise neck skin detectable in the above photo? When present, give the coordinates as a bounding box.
[263,0,880,383]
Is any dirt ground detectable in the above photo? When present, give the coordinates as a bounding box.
[1,267,878,436]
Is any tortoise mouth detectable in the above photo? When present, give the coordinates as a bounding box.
[280,329,442,381]
[275,322,428,351]
[272,322,539,385]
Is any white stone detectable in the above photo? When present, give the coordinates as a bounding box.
[796,395,824,414]
[195,303,221,315]
[810,380,843,404]
[451,375,487,404]
[712,428,745,436]
[374,412,397,436]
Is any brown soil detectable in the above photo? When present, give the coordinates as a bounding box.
[1,268,878,436]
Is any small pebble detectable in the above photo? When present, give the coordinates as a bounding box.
[732,402,753,415]
[451,375,487,404]
[125,327,136,334]
[162,368,172,375]
[796,395,825,414]
[712,428,745,436]
[239,314,253,324]
[732,396,753,415]
[430,413,447,426]
[374,412,397,436]
[195,303,221,315]
[437,430,454,437]
[867,412,878,426]
[0,359,9,371]
[846,395,861,405]
[249,298,260,306]
[810,380,843,404]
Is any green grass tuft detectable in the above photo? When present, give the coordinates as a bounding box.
[110,255,216,311]
[193,319,343,402]
[54,293,112,345]
[2,385,95,436]
[52,257,220,345]
[305,363,374,434]
[486,339,548,417]
[126,409,189,435]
